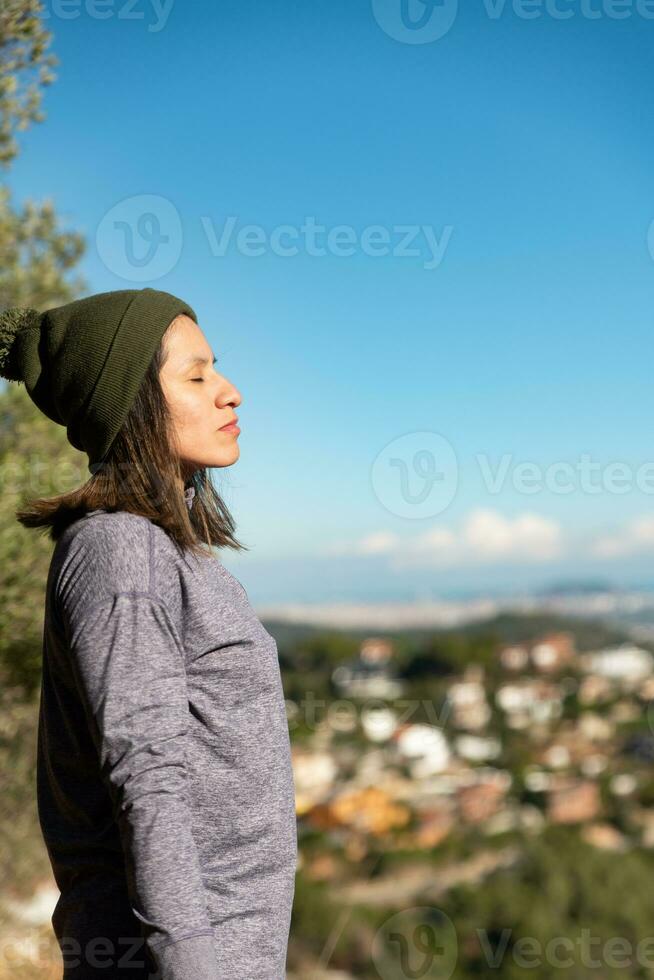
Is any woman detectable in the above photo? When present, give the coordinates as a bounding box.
[0,287,298,979]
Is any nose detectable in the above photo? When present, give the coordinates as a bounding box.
[216,376,241,410]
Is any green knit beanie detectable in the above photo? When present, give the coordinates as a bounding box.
[0,287,197,474]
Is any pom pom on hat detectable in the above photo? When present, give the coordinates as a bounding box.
[0,307,42,382]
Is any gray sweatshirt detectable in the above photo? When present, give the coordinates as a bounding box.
[37,502,298,979]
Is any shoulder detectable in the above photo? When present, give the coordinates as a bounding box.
[54,511,157,614]
[64,510,152,568]
[52,510,195,628]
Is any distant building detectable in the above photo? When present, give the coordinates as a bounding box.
[446,665,491,731]
[360,706,397,742]
[609,699,640,724]
[639,676,654,700]
[495,679,563,728]
[577,711,614,742]
[579,754,608,777]
[499,632,576,674]
[414,807,454,848]
[456,769,511,825]
[313,786,411,836]
[546,778,600,824]
[582,643,654,687]
[291,748,338,814]
[455,734,502,763]
[636,810,654,848]
[523,767,550,792]
[581,823,628,852]
[331,636,404,700]
[578,674,614,706]
[393,723,451,778]
[360,637,393,664]
[541,743,570,769]
[530,632,576,673]
[499,643,529,671]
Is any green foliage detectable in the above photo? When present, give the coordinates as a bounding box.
[464,611,632,654]
[447,827,654,978]
[289,631,361,672]
[0,664,51,899]
[0,0,89,903]
[0,184,86,310]
[0,360,90,696]
[637,778,654,809]
[0,0,58,169]
[399,631,500,685]
[0,0,88,700]
[288,870,345,960]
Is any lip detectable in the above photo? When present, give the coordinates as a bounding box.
[218,417,240,433]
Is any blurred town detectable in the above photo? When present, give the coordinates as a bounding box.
[293,631,654,849]
[278,618,654,978]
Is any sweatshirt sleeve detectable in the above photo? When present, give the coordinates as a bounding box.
[64,588,219,979]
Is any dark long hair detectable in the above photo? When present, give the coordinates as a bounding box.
[15,321,248,561]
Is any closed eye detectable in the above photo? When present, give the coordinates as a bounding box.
[190,356,218,383]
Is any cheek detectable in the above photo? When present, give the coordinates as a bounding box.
[174,391,210,427]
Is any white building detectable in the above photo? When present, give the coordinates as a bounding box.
[495,680,563,729]
[394,723,451,779]
[455,734,502,762]
[584,643,654,685]
[360,706,397,742]
[446,666,491,730]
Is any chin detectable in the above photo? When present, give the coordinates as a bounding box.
[208,446,240,468]
[182,444,240,474]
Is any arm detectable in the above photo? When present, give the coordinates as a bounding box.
[64,589,219,979]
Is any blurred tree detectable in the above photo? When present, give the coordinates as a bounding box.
[0,184,86,309]
[0,381,88,694]
[0,0,88,900]
[0,0,58,169]
[448,826,654,979]
[0,1,87,698]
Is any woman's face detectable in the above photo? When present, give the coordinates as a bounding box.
[159,314,242,476]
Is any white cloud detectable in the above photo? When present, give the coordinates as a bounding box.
[592,515,654,558]
[461,509,563,561]
[326,508,565,568]
[356,531,402,555]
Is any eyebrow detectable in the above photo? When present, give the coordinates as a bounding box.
[180,353,218,370]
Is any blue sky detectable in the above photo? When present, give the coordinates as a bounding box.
[7,0,654,602]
